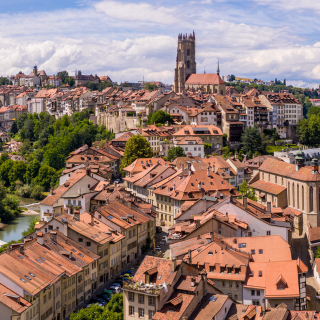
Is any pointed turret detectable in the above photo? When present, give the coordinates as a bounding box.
[217,58,220,76]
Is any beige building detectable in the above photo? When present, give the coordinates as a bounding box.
[250,155,320,232]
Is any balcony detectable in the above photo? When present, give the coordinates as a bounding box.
[44,212,52,217]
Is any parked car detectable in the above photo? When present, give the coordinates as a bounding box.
[112,283,121,288]
[108,286,120,294]
[156,226,162,233]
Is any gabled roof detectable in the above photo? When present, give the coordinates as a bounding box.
[185,73,224,85]
[0,284,31,314]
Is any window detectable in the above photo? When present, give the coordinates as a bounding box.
[248,232,252,237]
[139,308,145,318]
[222,281,225,287]
[129,306,134,316]
[86,242,91,247]
[277,284,285,290]
[149,296,155,306]
[259,249,263,254]
[266,231,271,236]
[229,281,232,287]
[251,249,255,254]
[257,290,260,296]
[79,238,83,243]
[139,294,144,304]
[209,266,214,272]
[149,310,155,319]
[251,290,255,296]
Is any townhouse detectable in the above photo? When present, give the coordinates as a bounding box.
[122,158,168,177]
[40,168,101,221]
[173,136,204,158]
[97,201,152,260]
[150,167,236,225]
[173,125,223,150]
[123,255,225,320]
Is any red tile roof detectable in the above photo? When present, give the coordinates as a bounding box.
[251,180,286,195]
[185,73,224,85]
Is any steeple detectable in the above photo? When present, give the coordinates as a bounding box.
[217,58,220,76]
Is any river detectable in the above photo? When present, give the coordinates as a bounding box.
[0,195,40,243]
[0,214,40,243]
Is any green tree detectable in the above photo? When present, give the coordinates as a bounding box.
[65,77,75,87]
[272,131,280,143]
[25,160,41,184]
[144,82,157,91]
[315,245,320,258]
[120,134,153,171]
[30,185,44,200]
[239,180,257,201]
[9,161,27,186]
[146,110,173,125]
[0,159,14,186]
[229,75,235,81]
[44,148,65,170]
[34,165,56,189]
[57,71,69,84]
[241,126,264,154]
[167,146,186,162]
[10,121,18,135]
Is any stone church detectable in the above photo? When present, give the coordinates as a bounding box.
[174,32,226,95]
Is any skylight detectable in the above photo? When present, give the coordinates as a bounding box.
[20,278,27,283]
[29,273,35,277]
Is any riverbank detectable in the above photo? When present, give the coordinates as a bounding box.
[21,209,39,215]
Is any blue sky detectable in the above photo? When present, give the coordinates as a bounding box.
[1,0,320,87]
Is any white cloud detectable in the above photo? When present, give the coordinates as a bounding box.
[250,0,320,12]
[0,0,319,87]
[94,1,179,24]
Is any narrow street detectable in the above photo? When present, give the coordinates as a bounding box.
[291,235,320,311]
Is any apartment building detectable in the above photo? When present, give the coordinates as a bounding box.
[173,125,223,150]
[173,136,204,158]
[123,255,225,320]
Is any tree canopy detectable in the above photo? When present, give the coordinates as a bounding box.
[144,82,157,91]
[70,294,123,320]
[241,126,265,155]
[146,110,173,126]
[297,114,320,146]
[120,134,153,171]
[167,146,186,162]
[238,180,257,201]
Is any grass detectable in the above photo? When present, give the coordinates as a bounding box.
[7,194,39,206]
[265,144,299,155]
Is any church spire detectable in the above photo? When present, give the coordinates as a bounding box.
[217,58,220,76]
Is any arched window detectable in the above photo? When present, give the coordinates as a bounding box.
[292,183,295,208]
[310,186,314,212]
[187,49,190,56]
[186,60,190,69]
[302,186,304,211]
[297,185,299,209]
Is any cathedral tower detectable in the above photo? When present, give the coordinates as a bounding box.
[174,31,196,93]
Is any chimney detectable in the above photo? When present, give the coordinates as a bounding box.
[262,299,266,314]
[50,187,53,195]
[212,164,215,173]
[188,249,192,264]
[91,213,94,225]
[203,196,207,212]
[206,236,212,244]
[187,162,191,170]
[189,169,192,176]
[312,158,319,173]
[243,195,247,209]
[225,212,228,217]
[195,219,200,228]
[74,210,80,221]
[267,202,271,214]
[173,184,175,191]
[198,182,201,190]
[106,197,109,205]
[37,233,44,246]
[111,229,118,235]
[50,231,57,243]
[63,221,68,237]
[172,258,177,272]
[197,234,200,240]
[200,270,207,295]
[207,167,210,177]
[305,313,309,320]
[19,246,24,254]
[6,246,11,255]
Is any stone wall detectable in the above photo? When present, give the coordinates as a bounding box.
[97,112,140,133]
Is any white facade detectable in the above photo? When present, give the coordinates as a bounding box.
[174,139,204,158]
[27,98,44,114]
[243,287,265,306]
[214,200,290,242]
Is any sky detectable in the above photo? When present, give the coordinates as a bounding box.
[2,0,320,87]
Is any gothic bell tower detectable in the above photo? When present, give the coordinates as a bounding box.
[174,31,196,93]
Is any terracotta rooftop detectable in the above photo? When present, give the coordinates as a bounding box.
[251,180,286,195]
